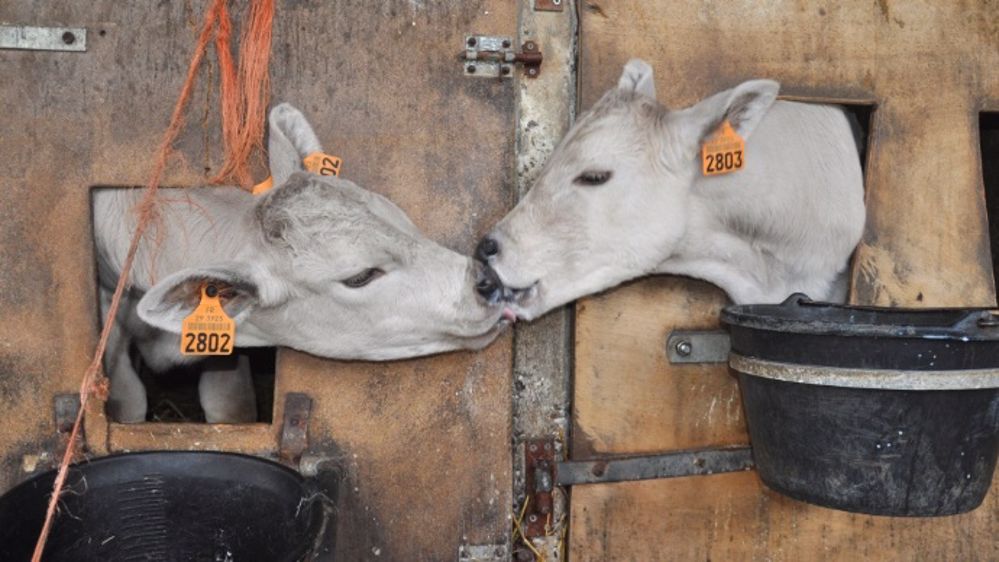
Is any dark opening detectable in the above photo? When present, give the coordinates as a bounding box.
[981,113,999,289]
[840,103,875,172]
[90,186,275,423]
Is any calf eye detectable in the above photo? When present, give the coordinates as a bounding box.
[573,170,612,186]
[342,268,384,288]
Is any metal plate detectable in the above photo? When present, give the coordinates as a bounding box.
[556,447,754,486]
[666,330,731,364]
[0,25,86,52]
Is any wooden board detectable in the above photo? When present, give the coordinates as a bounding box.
[0,2,516,560]
[571,1,999,559]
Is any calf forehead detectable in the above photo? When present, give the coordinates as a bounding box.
[256,174,414,255]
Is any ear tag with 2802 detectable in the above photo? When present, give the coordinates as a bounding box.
[701,120,745,176]
[180,285,235,356]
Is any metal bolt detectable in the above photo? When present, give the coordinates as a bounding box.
[467,37,477,47]
[524,41,536,51]
[500,65,511,76]
[528,514,538,523]
[466,64,476,74]
[675,340,692,357]
[529,443,537,452]
[502,39,511,48]
[527,68,538,76]
[62,31,75,45]
[543,443,552,451]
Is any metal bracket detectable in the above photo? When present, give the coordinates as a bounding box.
[534,0,565,12]
[555,446,754,486]
[54,394,81,434]
[462,35,543,78]
[458,543,509,562]
[666,329,731,364]
[523,438,555,537]
[0,25,87,52]
[279,392,312,463]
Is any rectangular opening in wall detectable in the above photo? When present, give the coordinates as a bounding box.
[980,112,999,289]
[91,186,276,425]
[840,103,875,173]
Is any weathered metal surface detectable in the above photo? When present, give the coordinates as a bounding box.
[0,25,86,52]
[458,543,510,562]
[0,1,516,560]
[666,329,730,364]
[556,446,754,486]
[572,1,998,560]
[511,2,576,558]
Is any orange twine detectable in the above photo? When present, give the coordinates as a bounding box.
[31,1,274,559]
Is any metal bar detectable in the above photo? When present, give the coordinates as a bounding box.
[555,446,754,486]
[666,329,731,364]
[0,25,87,52]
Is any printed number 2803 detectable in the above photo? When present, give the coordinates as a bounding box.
[705,150,743,173]
[183,332,232,354]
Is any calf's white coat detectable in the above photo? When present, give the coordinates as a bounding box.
[483,59,866,319]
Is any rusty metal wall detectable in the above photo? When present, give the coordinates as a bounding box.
[0,2,517,560]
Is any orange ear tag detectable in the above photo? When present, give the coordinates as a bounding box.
[180,285,235,356]
[252,151,343,195]
[701,120,745,176]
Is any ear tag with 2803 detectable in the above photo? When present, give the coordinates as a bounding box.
[701,120,745,176]
[180,285,235,356]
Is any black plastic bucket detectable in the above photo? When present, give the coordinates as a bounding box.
[721,294,999,516]
[0,451,332,561]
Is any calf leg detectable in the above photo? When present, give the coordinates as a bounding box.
[103,312,148,423]
[198,353,257,423]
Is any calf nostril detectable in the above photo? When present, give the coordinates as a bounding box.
[475,264,503,301]
[475,237,500,262]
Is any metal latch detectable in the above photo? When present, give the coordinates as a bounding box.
[462,35,542,78]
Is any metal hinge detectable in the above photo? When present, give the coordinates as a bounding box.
[462,35,543,78]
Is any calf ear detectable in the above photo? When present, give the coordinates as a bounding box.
[268,103,324,186]
[676,79,779,153]
[136,263,283,335]
[618,59,657,100]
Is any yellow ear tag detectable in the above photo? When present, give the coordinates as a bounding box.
[701,120,745,176]
[180,284,235,356]
[252,151,343,195]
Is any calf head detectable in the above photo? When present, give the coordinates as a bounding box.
[136,103,509,360]
[478,59,778,320]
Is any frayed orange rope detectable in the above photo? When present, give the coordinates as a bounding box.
[31,1,273,559]
[211,0,275,189]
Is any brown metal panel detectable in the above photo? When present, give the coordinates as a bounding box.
[0,1,515,560]
[572,1,998,559]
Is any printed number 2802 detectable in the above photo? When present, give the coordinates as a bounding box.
[705,150,743,173]
[183,332,232,354]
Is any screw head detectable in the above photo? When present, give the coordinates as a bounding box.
[502,39,511,48]
[527,68,538,76]
[524,41,536,51]
[529,443,537,452]
[62,31,75,45]
[675,340,692,357]
[466,64,476,74]
[528,514,538,522]
[500,65,511,76]
[467,37,477,47]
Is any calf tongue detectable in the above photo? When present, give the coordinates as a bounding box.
[502,307,518,323]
